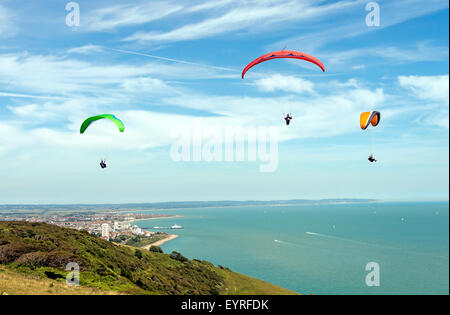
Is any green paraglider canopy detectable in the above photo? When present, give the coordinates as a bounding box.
[80,114,125,134]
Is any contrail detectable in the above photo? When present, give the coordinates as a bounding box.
[102,47,336,78]
[104,47,240,73]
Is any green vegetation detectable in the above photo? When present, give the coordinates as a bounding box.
[169,251,188,263]
[149,246,163,254]
[111,235,128,243]
[0,221,297,295]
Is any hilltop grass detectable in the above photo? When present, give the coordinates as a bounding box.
[0,221,297,295]
[0,266,121,295]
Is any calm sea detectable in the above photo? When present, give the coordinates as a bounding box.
[136,202,449,295]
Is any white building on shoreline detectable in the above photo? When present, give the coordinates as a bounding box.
[101,223,111,239]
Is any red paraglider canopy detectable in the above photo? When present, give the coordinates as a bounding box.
[241,50,325,79]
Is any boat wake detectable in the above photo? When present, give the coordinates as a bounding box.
[273,239,302,247]
[305,231,399,250]
[305,232,324,237]
[306,231,367,244]
[274,239,290,245]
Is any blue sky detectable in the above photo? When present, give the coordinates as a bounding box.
[0,0,448,204]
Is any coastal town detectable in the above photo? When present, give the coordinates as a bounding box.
[0,212,182,244]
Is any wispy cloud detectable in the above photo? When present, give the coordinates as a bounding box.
[121,77,174,95]
[187,0,237,13]
[83,2,183,31]
[0,0,447,202]
[266,0,449,73]
[399,75,449,128]
[1,73,388,158]
[399,75,449,104]
[124,0,362,43]
[321,42,449,69]
[160,84,386,141]
[0,53,150,95]
[270,0,449,51]
[0,51,232,99]
[67,45,104,54]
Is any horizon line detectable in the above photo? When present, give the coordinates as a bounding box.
[0,199,449,207]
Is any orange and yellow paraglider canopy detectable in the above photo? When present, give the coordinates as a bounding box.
[360,111,380,130]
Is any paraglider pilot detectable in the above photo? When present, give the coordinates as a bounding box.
[284,113,293,126]
[368,155,377,163]
[100,160,107,169]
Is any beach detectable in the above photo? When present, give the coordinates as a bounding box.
[142,234,179,250]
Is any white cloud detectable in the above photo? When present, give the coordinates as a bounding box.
[160,86,385,141]
[0,108,237,156]
[0,53,146,95]
[7,104,47,119]
[84,3,183,31]
[0,1,448,203]
[268,0,449,73]
[0,52,230,98]
[422,114,450,129]
[399,75,449,104]
[325,78,363,89]
[399,75,449,129]
[322,42,449,68]
[1,77,388,159]
[254,74,315,94]
[6,99,88,123]
[271,0,449,52]
[187,0,237,13]
[125,0,361,43]
[122,77,174,94]
[67,45,104,54]
[352,65,366,70]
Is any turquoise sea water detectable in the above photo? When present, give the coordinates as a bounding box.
[136,202,449,295]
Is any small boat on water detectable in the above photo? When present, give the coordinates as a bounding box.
[171,224,183,229]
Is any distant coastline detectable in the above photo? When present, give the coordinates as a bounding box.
[0,198,380,213]
[122,199,381,213]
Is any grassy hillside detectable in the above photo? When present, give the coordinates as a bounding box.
[0,221,296,295]
[0,266,121,295]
